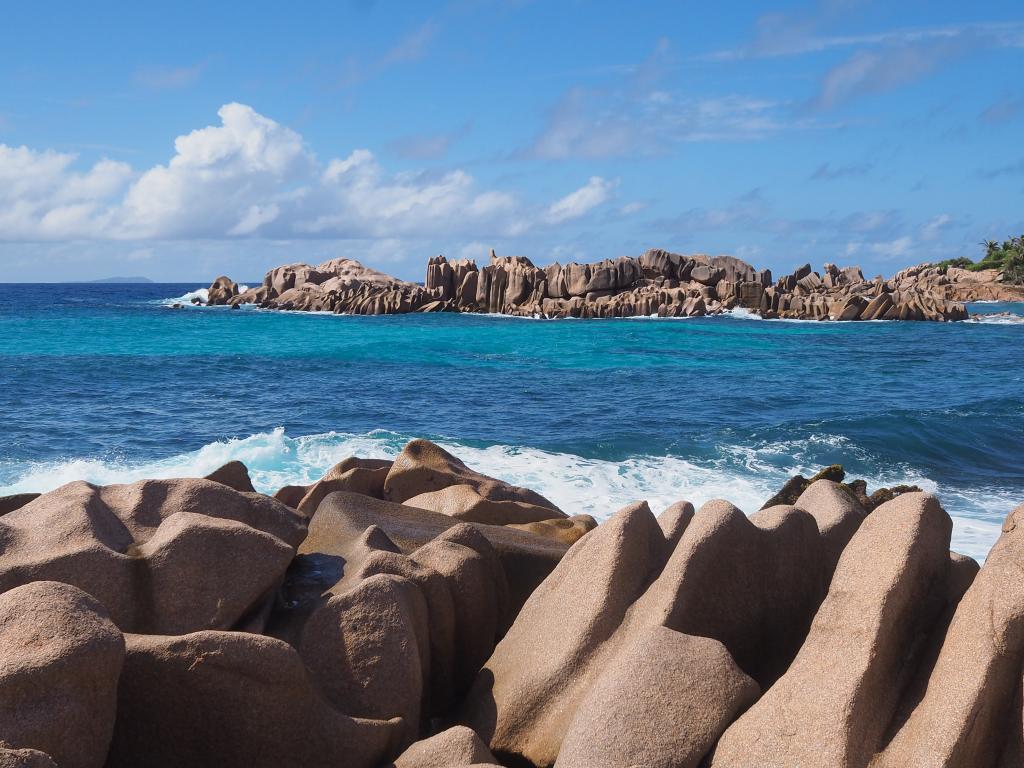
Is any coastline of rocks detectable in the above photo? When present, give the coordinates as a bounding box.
[1,438,1022,767]
[200,248,1023,321]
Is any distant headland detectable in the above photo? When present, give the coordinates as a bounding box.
[86,276,155,284]
[199,241,1024,322]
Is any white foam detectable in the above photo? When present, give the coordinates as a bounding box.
[0,428,1011,560]
[161,287,209,306]
[967,312,1024,325]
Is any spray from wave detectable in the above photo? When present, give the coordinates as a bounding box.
[0,427,1008,560]
[967,312,1024,325]
[159,285,250,307]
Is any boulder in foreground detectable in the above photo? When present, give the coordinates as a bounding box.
[0,581,124,768]
[556,627,759,768]
[106,630,400,768]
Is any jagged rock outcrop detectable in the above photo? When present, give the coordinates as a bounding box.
[710,493,953,767]
[206,275,239,305]
[871,503,1024,767]
[205,248,999,320]
[209,257,445,315]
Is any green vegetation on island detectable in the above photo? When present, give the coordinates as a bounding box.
[935,235,1024,284]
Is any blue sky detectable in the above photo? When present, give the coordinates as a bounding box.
[1,0,1022,282]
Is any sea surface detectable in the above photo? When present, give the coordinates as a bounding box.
[1,282,1022,560]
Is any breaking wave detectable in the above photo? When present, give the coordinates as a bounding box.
[0,427,1008,561]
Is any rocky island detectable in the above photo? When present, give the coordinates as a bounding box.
[0,440,1021,767]
[202,246,1024,321]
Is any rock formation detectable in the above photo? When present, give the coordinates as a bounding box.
[1,441,1022,767]
[197,247,1024,321]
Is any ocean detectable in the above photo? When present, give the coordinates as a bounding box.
[1,282,1021,561]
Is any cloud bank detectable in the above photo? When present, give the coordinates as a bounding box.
[0,103,615,243]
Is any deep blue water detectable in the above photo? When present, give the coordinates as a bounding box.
[1,282,1022,559]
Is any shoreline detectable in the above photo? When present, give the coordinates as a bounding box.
[0,424,1010,564]
[2,437,1022,766]
[168,296,1024,325]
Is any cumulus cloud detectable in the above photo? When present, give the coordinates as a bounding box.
[0,102,587,243]
[115,103,312,239]
[545,177,615,224]
[0,145,133,239]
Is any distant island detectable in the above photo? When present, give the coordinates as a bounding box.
[198,237,1024,322]
[86,276,155,284]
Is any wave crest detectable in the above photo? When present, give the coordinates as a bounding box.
[0,427,1010,559]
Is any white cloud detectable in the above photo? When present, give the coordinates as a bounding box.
[920,214,953,242]
[525,41,809,160]
[708,19,1024,62]
[0,145,133,239]
[812,39,970,110]
[0,103,538,243]
[869,235,913,258]
[545,177,615,224]
[115,103,312,239]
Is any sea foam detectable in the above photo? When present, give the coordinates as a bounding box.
[0,427,1007,560]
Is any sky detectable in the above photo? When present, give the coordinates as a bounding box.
[0,0,1022,282]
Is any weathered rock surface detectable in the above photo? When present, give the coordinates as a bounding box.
[203,249,1008,320]
[0,582,124,768]
[505,514,597,546]
[0,494,39,516]
[555,628,759,768]
[871,503,1024,768]
[388,725,497,768]
[0,478,305,634]
[385,439,562,514]
[275,457,393,515]
[710,492,953,768]
[2,447,1020,768]
[106,630,400,768]
[298,573,428,745]
[280,490,568,618]
[206,275,239,305]
[459,502,668,766]
[405,484,565,526]
[203,459,256,493]
[0,747,57,768]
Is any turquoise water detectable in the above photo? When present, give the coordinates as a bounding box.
[1,283,1022,560]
